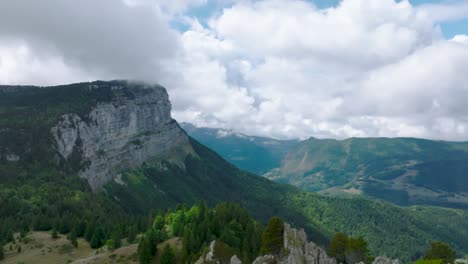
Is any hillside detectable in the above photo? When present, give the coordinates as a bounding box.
[267,137,468,208]
[180,123,298,174]
[0,81,467,262]
[183,125,468,209]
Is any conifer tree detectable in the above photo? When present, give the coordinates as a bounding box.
[0,242,4,260]
[138,237,152,264]
[425,242,456,264]
[260,217,284,255]
[329,232,348,263]
[51,228,58,239]
[69,229,78,248]
[160,244,176,264]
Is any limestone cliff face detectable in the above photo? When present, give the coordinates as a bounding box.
[50,82,189,190]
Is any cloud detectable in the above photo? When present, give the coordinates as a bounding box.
[417,0,468,22]
[0,0,178,85]
[1,0,468,140]
[168,0,468,140]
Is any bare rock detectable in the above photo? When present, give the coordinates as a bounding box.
[372,257,401,264]
[51,83,190,190]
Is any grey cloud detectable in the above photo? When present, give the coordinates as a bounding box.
[0,0,179,83]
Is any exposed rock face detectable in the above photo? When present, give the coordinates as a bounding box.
[253,223,337,264]
[51,83,189,190]
[231,255,243,264]
[372,257,401,264]
[253,223,401,264]
[252,255,277,264]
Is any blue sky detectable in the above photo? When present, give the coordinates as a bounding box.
[184,0,468,38]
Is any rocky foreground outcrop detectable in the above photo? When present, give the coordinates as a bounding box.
[253,223,336,264]
[50,82,189,190]
[252,223,401,264]
[197,223,401,264]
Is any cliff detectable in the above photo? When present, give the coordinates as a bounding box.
[0,80,190,190]
[50,82,189,190]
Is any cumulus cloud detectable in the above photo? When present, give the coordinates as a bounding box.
[0,0,178,85]
[169,0,468,140]
[1,0,468,140]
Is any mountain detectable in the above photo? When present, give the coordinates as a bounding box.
[180,123,298,174]
[183,124,468,209]
[267,137,468,208]
[1,81,468,262]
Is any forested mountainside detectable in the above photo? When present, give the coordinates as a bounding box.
[1,81,467,263]
[184,125,468,209]
[266,137,468,208]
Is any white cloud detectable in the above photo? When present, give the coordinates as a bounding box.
[0,0,179,85]
[1,0,468,140]
[168,0,468,140]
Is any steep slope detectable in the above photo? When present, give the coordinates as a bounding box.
[106,137,468,261]
[181,123,298,174]
[266,137,468,208]
[1,81,467,262]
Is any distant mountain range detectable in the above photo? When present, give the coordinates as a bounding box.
[183,124,468,209]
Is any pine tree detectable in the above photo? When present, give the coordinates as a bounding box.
[424,242,456,264]
[90,228,105,249]
[111,229,122,249]
[261,217,284,255]
[138,237,152,264]
[106,239,116,250]
[329,232,348,263]
[69,229,78,248]
[84,223,95,242]
[0,242,4,260]
[127,225,137,243]
[345,237,371,264]
[160,244,176,264]
[51,228,58,239]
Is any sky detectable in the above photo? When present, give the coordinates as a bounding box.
[1,0,468,140]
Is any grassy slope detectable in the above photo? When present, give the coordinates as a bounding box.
[107,139,468,262]
[1,231,145,264]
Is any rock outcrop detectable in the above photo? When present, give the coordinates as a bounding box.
[372,257,401,264]
[51,82,190,190]
[253,223,400,264]
[252,222,336,264]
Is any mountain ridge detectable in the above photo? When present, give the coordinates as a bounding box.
[184,124,468,208]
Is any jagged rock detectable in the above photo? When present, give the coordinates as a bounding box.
[254,223,337,264]
[206,240,218,263]
[5,153,19,162]
[252,255,277,264]
[230,255,243,264]
[51,83,190,190]
[372,257,401,264]
[279,223,337,264]
[195,240,241,264]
